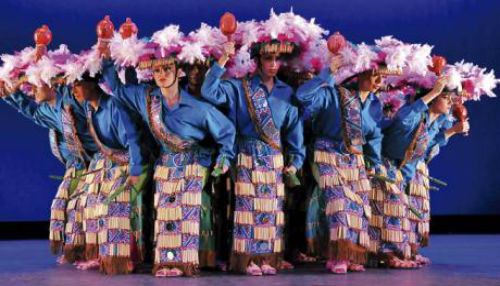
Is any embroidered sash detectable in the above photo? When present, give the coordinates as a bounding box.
[338,87,365,155]
[86,108,129,165]
[61,104,88,164]
[242,79,281,151]
[49,129,65,165]
[399,114,429,168]
[146,88,195,153]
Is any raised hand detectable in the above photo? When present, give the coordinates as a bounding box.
[98,40,111,59]
[218,41,235,67]
[432,75,448,95]
[330,54,343,74]
[283,165,297,175]
[452,120,470,134]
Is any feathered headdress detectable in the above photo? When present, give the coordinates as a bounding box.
[249,9,302,59]
[178,23,226,66]
[138,24,185,70]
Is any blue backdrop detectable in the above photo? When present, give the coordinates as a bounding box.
[0,0,499,221]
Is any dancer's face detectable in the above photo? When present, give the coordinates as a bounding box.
[358,70,383,93]
[153,62,180,89]
[186,64,207,88]
[72,84,86,103]
[73,81,98,102]
[259,53,281,78]
[34,84,53,104]
[430,92,453,114]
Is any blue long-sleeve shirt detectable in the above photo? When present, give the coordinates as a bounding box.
[2,88,98,169]
[4,87,98,153]
[382,98,450,181]
[85,94,145,176]
[425,117,454,162]
[2,93,75,167]
[295,68,383,165]
[101,59,236,168]
[200,63,305,169]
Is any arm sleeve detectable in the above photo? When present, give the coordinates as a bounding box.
[395,98,428,128]
[295,68,335,119]
[113,101,145,176]
[200,62,235,108]
[3,91,61,130]
[282,104,306,169]
[204,106,237,167]
[101,58,147,114]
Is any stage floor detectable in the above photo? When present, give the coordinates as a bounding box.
[0,235,498,286]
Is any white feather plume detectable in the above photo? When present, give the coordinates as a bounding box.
[151,25,184,49]
[178,41,206,64]
[110,32,147,67]
[25,56,61,87]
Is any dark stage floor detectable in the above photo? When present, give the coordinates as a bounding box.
[0,235,499,286]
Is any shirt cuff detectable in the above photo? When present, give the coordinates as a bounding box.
[216,154,231,168]
[129,164,144,176]
[318,68,335,88]
[435,132,449,147]
[289,156,304,170]
[209,62,227,78]
[101,58,115,68]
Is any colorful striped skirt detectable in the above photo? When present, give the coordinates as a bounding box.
[49,166,84,261]
[82,153,108,261]
[311,139,371,265]
[152,150,208,276]
[407,161,431,253]
[230,138,285,273]
[95,162,147,275]
[368,159,411,260]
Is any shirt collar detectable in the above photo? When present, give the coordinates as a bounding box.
[424,111,447,128]
[86,95,105,113]
[250,74,287,93]
[153,87,190,111]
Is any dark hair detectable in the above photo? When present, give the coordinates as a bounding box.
[413,87,433,101]
[75,72,101,85]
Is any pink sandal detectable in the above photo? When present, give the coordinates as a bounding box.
[348,263,366,272]
[281,260,294,270]
[155,268,169,277]
[76,259,99,271]
[261,264,277,275]
[330,261,348,274]
[166,267,183,277]
[414,254,431,265]
[246,262,263,276]
[56,255,68,265]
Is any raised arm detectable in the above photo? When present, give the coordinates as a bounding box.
[101,58,147,114]
[2,90,61,130]
[200,41,238,108]
[296,67,336,118]
[200,62,237,108]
